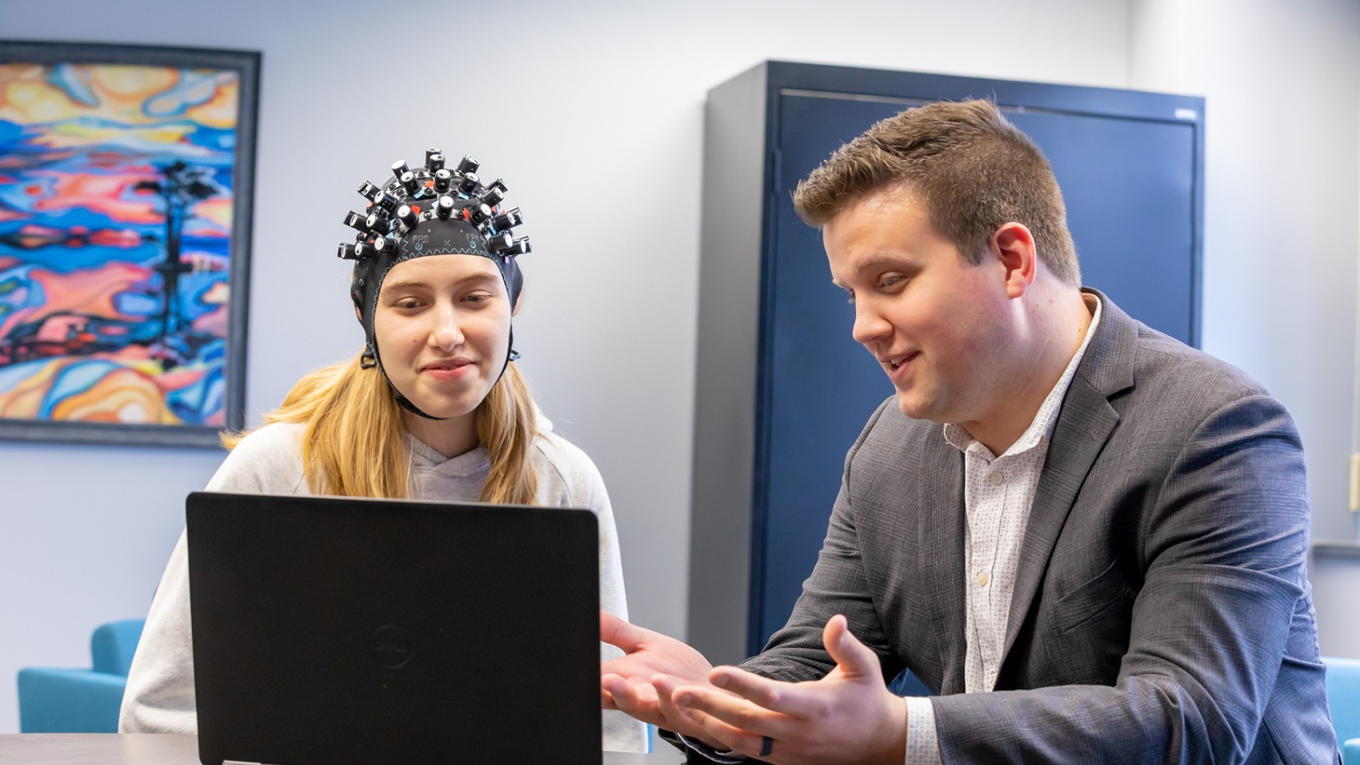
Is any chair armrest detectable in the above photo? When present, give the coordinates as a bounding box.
[91,619,144,676]
[1344,737,1360,765]
[17,668,128,733]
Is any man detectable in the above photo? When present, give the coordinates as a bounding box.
[601,100,1338,763]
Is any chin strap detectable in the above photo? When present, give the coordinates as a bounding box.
[367,330,521,422]
[395,391,442,420]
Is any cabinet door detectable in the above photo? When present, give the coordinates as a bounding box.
[753,92,1198,652]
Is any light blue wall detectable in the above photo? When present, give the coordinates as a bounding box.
[1129,0,1360,650]
[0,0,1131,733]
[2,0,1356,735]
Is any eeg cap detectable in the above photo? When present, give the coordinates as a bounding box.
[337,150,530,419]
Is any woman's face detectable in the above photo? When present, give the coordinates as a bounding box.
[373,254,512,426]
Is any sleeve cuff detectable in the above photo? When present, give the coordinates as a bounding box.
[658,728,750,763]
[904,697,943,765]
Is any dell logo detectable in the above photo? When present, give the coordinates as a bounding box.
[371,624,411,668]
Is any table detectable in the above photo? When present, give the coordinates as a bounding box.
[0,734,685,764]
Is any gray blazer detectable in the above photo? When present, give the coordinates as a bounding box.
[742,292,1338,763]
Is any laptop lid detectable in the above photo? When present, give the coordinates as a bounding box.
[186,491,602,765]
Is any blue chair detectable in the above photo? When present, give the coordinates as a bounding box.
[1324,655,1360,764]
[16,619,145,732]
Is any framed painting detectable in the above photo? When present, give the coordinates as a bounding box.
[0,41,258,447]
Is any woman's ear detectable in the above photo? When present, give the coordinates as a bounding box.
[511,286,526,317]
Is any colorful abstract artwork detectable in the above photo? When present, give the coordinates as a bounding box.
[0,42,257,446]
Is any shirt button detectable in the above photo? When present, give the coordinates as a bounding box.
[976,571,989,587]
[988,471,1005,486]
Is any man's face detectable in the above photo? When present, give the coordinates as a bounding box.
[823,185,1013,428]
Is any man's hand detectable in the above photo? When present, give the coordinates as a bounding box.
[667,615,908,765]
[600,611,717,736]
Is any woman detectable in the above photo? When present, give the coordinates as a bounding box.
[119,151,646,752]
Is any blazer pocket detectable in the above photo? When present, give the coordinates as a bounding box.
[1052,557,1137,635]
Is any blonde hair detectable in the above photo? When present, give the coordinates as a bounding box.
[794,99,1080,286]
[223,354,539,504]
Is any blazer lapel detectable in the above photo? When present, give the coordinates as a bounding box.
[998,291,1135,668]
[918,430,967,693]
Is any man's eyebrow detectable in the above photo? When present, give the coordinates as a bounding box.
[857,254,913,273]
[830,255,912,290]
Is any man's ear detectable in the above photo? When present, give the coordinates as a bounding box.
[990,222,1037,298]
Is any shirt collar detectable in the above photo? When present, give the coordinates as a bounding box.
[943,293,1102,459]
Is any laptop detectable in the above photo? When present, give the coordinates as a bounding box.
[186,491,602,765]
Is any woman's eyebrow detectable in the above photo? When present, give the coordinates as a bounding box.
[382,273,499,293]
[380,279,429,292]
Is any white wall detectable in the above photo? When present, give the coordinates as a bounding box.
[1128,0,1360,653]
[4,0,1354,735]
[0,0,1130,733]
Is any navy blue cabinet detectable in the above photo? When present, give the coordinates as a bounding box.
[689,61,1204,665]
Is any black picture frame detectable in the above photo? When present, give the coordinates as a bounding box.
[0,41,259,447]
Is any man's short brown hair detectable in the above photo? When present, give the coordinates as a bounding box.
[793,99,1080,286]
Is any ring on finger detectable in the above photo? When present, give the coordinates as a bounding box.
[760,735,773,758]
